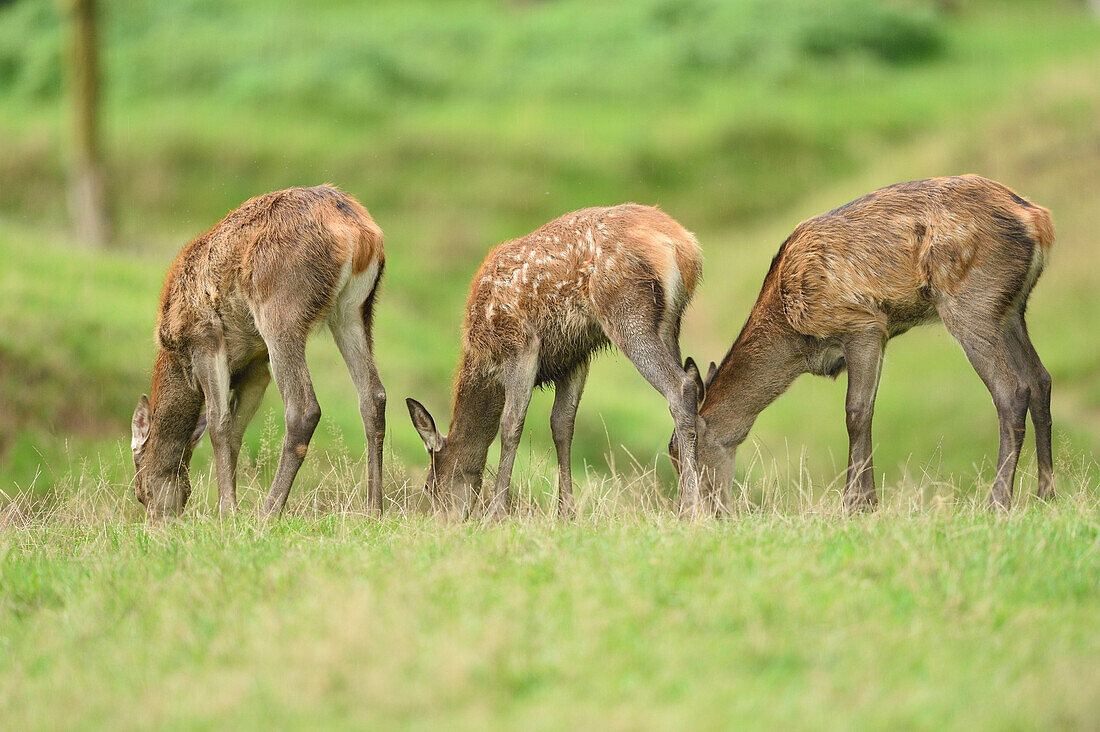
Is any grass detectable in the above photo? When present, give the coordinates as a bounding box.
[3,1,1096,235]
[1,463,1098,729]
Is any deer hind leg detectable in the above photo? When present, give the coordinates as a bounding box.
[841,329,887,512]
[488,341,540,519]
[603,311,701,518]
[657,303,725,517]
[330,294,387,515]
[550,361,590,519]
[940,308,1029,510]
[1007,314,1054,499]
[259,335,320,517]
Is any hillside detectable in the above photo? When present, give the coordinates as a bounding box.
[0,0,1097,499]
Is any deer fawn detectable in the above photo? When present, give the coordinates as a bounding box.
[406,204,704,518]
[673,175,1054,512]
[130,186,387,519]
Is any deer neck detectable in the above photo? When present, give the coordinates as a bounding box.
[439,365,506,487]
[701,310,806,448]
[145,350,204,480]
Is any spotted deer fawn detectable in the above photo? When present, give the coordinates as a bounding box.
[130,186,387,519]
[674,175,1054,512]
[406,204,704,518]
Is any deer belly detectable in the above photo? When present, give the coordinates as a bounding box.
[534,318,608,385]
[883,299,939,337]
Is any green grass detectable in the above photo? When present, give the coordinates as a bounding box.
[1,471,1099,728]
[4,0,1097,234]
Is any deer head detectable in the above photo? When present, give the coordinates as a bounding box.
[668,358,737,507]
[131,392,207,519]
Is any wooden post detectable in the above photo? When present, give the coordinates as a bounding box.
[65,0,110,246]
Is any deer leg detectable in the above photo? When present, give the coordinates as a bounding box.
[262,338,321,517]
[550,361,589,519]
[191,338,238,516]
[488,344,539,519]
[659,317,726,516]
[222,357,271,510]
[608,329,701,518]
[841,330,886,512]
[942,315,1029,510]
[1007,316,1054,499]
[330,303,387,515]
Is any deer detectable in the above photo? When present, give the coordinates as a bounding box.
[405,203,705,518]
[129,185,387,519]
[672,175,1055,512]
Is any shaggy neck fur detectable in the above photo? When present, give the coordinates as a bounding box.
[437,363,506,494]
[144,350,204,495]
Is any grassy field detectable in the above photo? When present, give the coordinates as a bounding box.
[1,0,1099,726]
[1,473,1099,728]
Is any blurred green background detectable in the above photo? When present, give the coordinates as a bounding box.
[0,0,1097,500]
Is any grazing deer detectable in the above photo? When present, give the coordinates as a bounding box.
[130,186,387,519]
[673,175,1054,512]
[406,204,704,518]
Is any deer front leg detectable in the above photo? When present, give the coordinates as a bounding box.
[219,357,271,514]
[550,362,589,519]
[488,345,539,519]
[192,343,239,517]
[841,330,886,512]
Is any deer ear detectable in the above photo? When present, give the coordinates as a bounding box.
[707,361,718,383]
[406,397,444,452]
[131,395,151,452]
[191,410,208,449]
[684,357,705,406]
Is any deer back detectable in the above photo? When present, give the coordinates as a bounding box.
[154,186,383,369]
[460,203,702,383]
[771,175,1053,338]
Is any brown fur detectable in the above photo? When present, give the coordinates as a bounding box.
[683,176,1055,513]
[773,175,1053,339]
[132,185,387,519]
[461,203,701,380]
[408,203,707,518]
[157,185,383,358]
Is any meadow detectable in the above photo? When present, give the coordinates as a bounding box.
[1,0,1099,726]
[2,472,1099,728]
